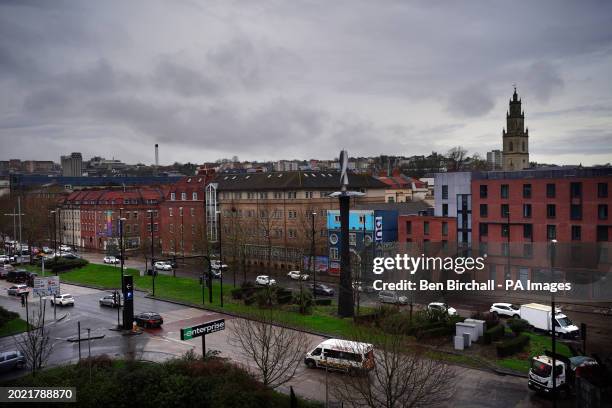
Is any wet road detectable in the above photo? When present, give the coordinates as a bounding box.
[0,277,573,407]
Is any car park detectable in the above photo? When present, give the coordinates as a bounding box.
[309,283,335,296]
[287,270,309,280]
[134,312,163,328]
[0,351,25,372]
[378,290,408,304]
[99,293,122,308]
[490,302,521,318]
[103,256,120,264]
[154,261,172,271]
[255,275,276,286]
[7,284,29,296]
[427,302,457,316]
[50,294,75,306]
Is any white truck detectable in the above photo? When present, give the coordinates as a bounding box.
[520,303,579,338]
[528,352,599,396]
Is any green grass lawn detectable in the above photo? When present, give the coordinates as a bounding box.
[0,318,29,337]
[58,263,364,337]
[497,331,572,372]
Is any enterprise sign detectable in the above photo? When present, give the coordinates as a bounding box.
[180,319,225,340]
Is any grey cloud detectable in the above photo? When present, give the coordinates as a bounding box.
[532,129,612,156]
[521,61,564,103]
[447,85,495,117]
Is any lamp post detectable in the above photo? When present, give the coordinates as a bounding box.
[180,207,184,261]
[148,210,155,297]
[311,212,316,296]
[216,210,223,307]
[119,217,126,290]
[550,238,558,408]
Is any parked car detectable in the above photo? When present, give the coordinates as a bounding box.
[0,255,11,264]
[255,275,276,286]
[7,284,29,296]
[61,253,80,260]
[287,270,309,280]
[378,290,408,305]
[0,351,25,372]
[211,269,222,279]
[309,283,335,296]
[427,302,457,316]
[42,246,53,254]
[103,256,120,264]
[59,245,72,253]
[134,312,163,328]
[353,281,375,293]
[99,293,122,308]
[154,261,172,271]
[6,270,28,283]
[50,294,75,307]
[0,265,13,279]
[490,302,521,318]
[210,260,227,270]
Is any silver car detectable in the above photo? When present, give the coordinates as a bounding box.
[0,351,25,371]
[378,290,408,305]
[99,294,123,308]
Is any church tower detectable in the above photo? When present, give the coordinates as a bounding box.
[502,87,529,170]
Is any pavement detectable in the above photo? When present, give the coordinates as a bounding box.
[0,276,577,407]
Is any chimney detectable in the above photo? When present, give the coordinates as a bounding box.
[155,144,159,167]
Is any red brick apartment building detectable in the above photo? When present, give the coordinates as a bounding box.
[398,215,457,247]
[159,176,208,256]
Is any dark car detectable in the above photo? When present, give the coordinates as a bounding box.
[6,270,28,283]
[309,283,335,296]
[0,351,25,372]
[134,312,163,328]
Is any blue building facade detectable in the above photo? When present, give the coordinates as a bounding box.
[326,209,398,276]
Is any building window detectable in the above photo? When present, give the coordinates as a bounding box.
[305,191,314,198]
[406,221,412,234]
[479,185,487,198]
[423,221,430,235]
[349,233,356,246]
[523,224,532,239]
[288,210,297,219]
[547,225,556,240]
[480,204,488,217]
[501,204,509,218]
[192,192,198,200]
[501,184,509,199]
[287,191,297,199]
[190,208,195,217]
[441,185,448,199]
[259,192,268,199]
[330,247,339,261]
[179,207,183,217]
[523,204,532,218]
[523,184,531,199]
[509,141,513,152]
[598,182,608,198]
[599,204,608,220]
[597,226,609,242]
[570,182,582,198]
[442,204,448,217]
[170,192,176,201]
[546,183,556,198]
[479,223,488,237]
[570,204,582,220]
[154,223,159,232]
[169,224,174,233]
[501,224,509,238]
[442,222,448,236]
[571,225,581,241]
[547,204,556,219]
[169,208,173,217]
[273,192,282,199]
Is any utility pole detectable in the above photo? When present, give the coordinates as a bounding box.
[4,207,24,259]
[217,210,224,307]
[148,210,155,296]
[550,239,557,408]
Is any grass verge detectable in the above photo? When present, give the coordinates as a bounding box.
[0,318,29,337]
[497,331,572,372]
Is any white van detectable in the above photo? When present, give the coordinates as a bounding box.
[520,303,579,338]
[304,339,374,373]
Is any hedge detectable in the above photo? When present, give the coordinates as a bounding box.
[483,324,504,345]
[50,258,89,273]
[416,326,453,340]
[314,298,332,306]
[496,333,530,357]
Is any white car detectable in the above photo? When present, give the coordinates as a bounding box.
[427,302,457,316]
[490,302,521,318]
[103,256,120,264]
[50,294,75,306]
[154,261,172,271]
[210,260,228,270]
[378,290,408,304]
[7,284,29,296]
[0,255,11,264]
[59,245,72,253]
[255,275,276,286]
[287,270,309,280]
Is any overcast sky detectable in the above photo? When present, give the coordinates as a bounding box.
[1,0,611,166]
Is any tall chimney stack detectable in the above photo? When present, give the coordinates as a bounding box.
[155,144,159,167]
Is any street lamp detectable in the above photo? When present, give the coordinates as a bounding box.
[216,210,223,307]
[311,212,317,299]
[119,217,126,288]
[180,206,184,261]
[550,238,558,408]
[147,210,156,297]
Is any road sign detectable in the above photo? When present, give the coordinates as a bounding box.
[180,319,225,340]
[33,276,60,297]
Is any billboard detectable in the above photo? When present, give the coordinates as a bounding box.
[180,319,225,340]
[303,255,329,273]
[33,276,60,297]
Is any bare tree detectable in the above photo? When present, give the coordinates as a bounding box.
[230,312,309,389]
[332,331,456,408]
[446,146,468,172]
[15,302,54,376]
